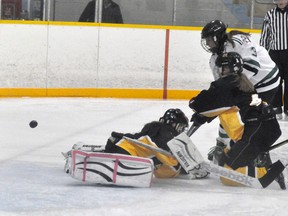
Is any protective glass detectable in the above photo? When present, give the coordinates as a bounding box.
[273,0,288,3]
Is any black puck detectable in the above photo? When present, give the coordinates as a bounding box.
[29,120,38,128]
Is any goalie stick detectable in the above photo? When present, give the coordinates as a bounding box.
[123,136,174,157]
[124,136,288,161]
[125,134,288,188]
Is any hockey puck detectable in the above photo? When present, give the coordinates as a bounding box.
[29,120,38,128]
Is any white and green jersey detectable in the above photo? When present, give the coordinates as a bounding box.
[209,34,280,93]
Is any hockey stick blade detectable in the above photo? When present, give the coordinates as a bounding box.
[258,160,286,188]
[201,162,263,188]
[202,160,286,189]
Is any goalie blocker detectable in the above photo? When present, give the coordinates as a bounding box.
[66,150,154,188]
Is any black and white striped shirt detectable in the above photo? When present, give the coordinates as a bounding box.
[260,7,288,51]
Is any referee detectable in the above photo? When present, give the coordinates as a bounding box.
[260,0,288,120]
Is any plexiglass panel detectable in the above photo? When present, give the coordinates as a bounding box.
[0,0,277,29]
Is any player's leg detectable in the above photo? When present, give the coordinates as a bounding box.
[208,124,230,161]
[283,51,288,120]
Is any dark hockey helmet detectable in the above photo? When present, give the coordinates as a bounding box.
[215,52,244,76]
[159,108,189,134]
[201,20,227,54]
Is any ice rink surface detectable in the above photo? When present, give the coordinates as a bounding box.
[0,98,288,216]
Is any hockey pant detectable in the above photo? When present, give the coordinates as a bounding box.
[223,118,281,170]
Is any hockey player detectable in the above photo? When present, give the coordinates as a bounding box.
[189,52,285,188]
[104,108,189,178]
[200,20,284,187]
[201,20,280,100]
[64,108,191,179]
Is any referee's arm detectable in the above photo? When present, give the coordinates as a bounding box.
[260,16,271,50]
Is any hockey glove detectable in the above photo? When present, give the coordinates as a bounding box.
[111,131,124,139]
[107,131,124,146]
[190,113,210,126]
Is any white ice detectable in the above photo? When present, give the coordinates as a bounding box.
[0,98,288,216]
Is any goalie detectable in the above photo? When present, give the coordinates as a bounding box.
[63,108,196,187]
[188,52,285,189]
[103,108,189,178]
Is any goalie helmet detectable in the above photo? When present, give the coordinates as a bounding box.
[159,108,189,134]
[201,20,227,54]
[215,52,244,76]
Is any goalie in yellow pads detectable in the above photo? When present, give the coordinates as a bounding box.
[104,108,189,178]
[66,108,190,179]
